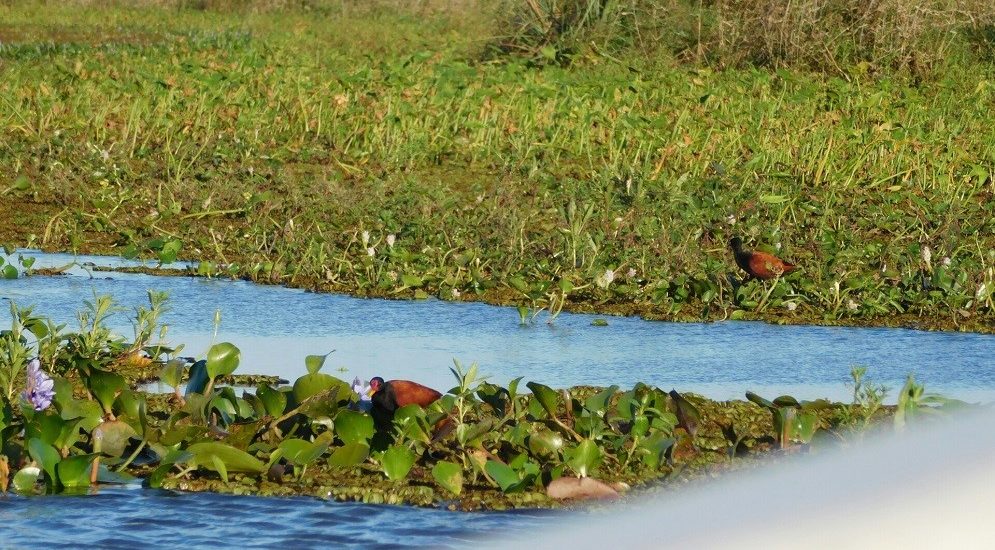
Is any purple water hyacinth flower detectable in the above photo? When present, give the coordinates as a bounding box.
[21,358,55,411]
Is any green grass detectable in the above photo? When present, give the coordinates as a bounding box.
[2,2,995,329]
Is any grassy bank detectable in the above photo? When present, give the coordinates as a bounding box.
[2,1,995,330]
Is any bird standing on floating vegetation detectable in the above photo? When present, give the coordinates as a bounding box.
[729,237,798,280]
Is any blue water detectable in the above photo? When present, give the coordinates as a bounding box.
[0,486,556,548]
[3,250,994,402]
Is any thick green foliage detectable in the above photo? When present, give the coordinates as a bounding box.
[1,5,995,329]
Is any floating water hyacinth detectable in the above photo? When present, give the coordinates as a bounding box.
[21,358,55,411]
[352,377,373,412]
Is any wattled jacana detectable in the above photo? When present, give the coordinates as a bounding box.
[368,377,453,440]
[369,377,442,413]
[729,237,798,280]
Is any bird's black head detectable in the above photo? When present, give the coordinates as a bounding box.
[369,376,385,394]
[729,237,743,251]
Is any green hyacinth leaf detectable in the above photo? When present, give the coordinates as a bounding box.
[584,385,618,415]
[304,354,328,375]
[381,445,416,481]
[745,391,775,410]
[56,454,97,488]
[256,384,288,417]
[328,442,370,468]
[564,439,602,478]
[334,410,375,445]
[13,466,41,495]
[292,372,349,405]
[93,420,138,458]
[526,382,560,418]
[28,438,61,489]
[187,442,266,475]
[206,342,241,379]
[159,359,186,389]
[432,461,463,496]
[87,370,127,415]
[484,460,521,493]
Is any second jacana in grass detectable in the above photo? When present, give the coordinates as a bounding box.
[729,237,798,280]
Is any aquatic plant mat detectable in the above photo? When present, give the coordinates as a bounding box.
[2,2,995,333]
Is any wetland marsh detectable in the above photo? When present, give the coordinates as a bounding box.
[2,0,995,546]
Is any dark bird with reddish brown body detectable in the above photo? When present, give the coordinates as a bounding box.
[729,237,798,280]
[369,377,442,413]
[368,377,453,440]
